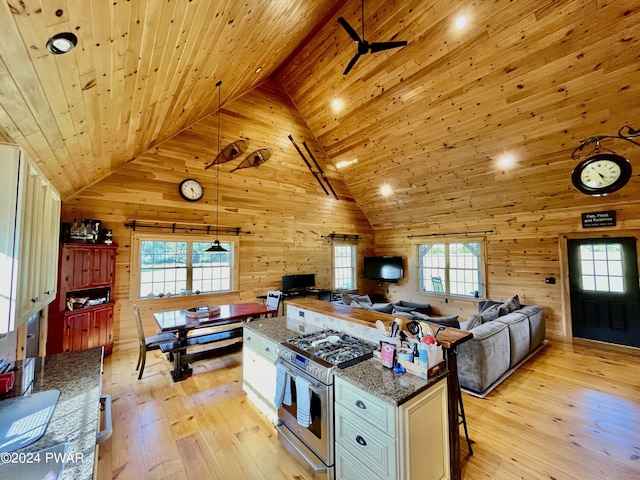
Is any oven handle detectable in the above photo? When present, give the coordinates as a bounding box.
[275,421,327,472]
[275,360,326,395]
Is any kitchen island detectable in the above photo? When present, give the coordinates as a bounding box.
[244,298,472,480]
[1,348,104,480]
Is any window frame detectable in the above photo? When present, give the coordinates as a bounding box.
[129,232,239,300]
[416,237,487,299]
[332,242,357,291]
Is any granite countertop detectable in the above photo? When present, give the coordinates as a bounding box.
[244,316,448,406]
[7,348,104,480]
[333,358,448,406]
[243,315,302,342]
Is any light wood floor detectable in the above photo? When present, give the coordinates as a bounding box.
[97,337,640,480]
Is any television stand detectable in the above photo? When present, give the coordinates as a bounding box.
[283,288,331,302]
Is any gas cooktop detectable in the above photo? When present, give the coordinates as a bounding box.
[282,329,376,369]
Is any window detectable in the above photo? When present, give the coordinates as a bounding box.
[132,233,236,298]
[334,244,357,290]
[417,242,483,297]
[579,243,624,293]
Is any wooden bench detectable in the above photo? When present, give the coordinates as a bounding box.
[159,325,244,381]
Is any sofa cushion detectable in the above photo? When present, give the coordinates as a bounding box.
[494,311,531,367]
[457,321,511,394]
[392,309,413,319]
[391,303,414,313]
[412,311,460,329]
[520,305,545,350]
[371,302,393,314]
[395,301,431,314]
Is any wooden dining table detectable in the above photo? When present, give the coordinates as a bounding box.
[153,302,276,381]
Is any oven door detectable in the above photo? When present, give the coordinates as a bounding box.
[275,359,333,473]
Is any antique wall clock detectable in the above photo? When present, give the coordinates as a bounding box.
[571,153,632,196]
[179,178,204,201]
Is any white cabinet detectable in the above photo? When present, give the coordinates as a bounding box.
[242,328,278,421]
[0,145,61,335]
[334,376,449,480]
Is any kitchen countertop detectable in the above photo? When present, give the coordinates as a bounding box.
[244,316,448,406]
[5,348,103,480]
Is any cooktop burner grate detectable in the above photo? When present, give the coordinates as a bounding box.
[284,329,376,368]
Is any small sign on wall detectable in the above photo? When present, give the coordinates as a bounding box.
[582,210,616,228]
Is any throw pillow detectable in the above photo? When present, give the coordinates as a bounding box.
[465,314,483,330]
[398,300,431,311]
[352,294,372,305]
[350,300,373,310]
[411,311,460,329]
[499,294,521,315]
[391,303,414,313]
[478,299,501,313]
[480,303,501,321]
[392,309,413,319]
[371,302,393,314]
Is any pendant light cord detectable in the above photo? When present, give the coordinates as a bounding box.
[216,80,222,243]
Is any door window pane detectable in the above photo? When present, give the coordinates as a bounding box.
[579,243,624,293]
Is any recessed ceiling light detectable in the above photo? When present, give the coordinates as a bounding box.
[46,32,78,54]
[255,66,262,74]
[331,98,344,112]
[497,154,516,169]
[455,16,468,29]
[380,184,393,196]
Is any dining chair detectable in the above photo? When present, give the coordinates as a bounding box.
[265,290,282,316]
[133,304,177,380]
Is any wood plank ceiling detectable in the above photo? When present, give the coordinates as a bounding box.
[1,0,640,230]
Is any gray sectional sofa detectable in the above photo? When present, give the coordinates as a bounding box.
[457,295,545,397]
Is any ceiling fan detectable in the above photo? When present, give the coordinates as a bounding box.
[338,0,408,75]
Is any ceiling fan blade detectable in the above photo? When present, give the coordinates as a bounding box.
[343,53,361,75]
[369,41,408,53]
[338,17,361,42]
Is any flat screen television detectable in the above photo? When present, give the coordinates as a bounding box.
[364,256,404,283]
[282,274,316,291]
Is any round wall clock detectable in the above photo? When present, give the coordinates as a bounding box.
[179,178,204,202]
[571,153,632,196]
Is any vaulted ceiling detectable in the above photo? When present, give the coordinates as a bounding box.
[2,0,640,230]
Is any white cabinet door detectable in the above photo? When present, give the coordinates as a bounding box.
[0,145,60,334]
[41,187,61,304]
[0,147,22,335]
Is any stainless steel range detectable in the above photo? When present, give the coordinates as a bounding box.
[275,329,376,480]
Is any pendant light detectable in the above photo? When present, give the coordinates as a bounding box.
[206,80,228,253]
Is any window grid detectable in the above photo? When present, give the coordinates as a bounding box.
[139,240,232,298]
[418,242,482,297]
[579,243,624,293]
[334,245,356,290]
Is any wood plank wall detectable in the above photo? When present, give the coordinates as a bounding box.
[59,82,376,351]
[373,209,640,337]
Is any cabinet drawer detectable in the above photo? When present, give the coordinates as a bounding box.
[258,336,278,362]
[335,402,396,479]
[334,377,396,437]
[243,329,259,350]
[335,444,387,480]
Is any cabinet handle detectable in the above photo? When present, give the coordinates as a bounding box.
[355,435,367,446]
[264,346,271,353]
[355,400,367,410]
[44,290,51,295]
[31,297,39,303]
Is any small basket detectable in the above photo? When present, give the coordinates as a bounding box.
[186,305,221,318]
